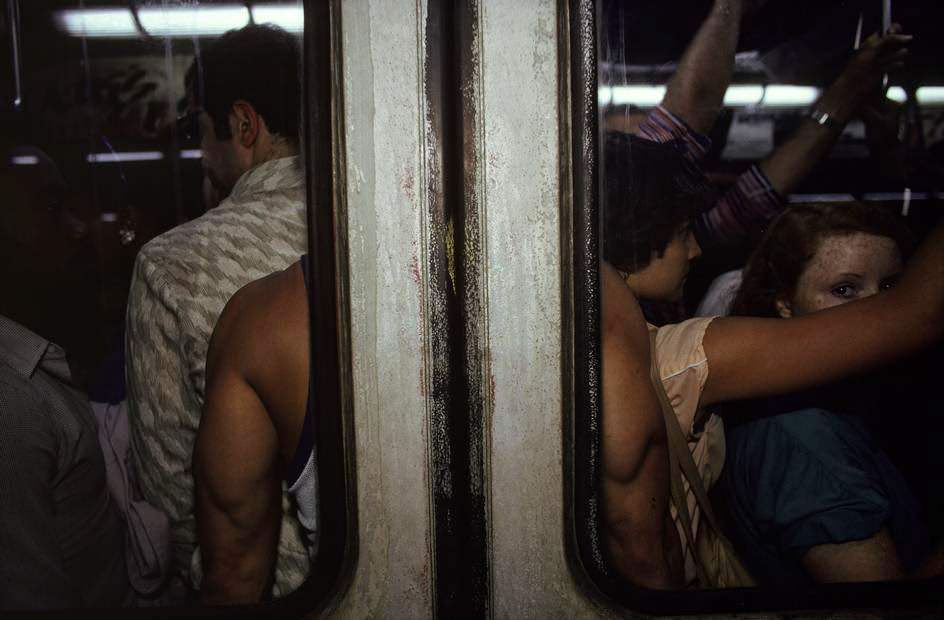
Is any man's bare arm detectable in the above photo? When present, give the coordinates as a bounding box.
[194,285,282,605]
[661,0,745,135]
[600,262,683,589]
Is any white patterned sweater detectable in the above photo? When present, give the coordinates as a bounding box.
[125,156,310,596]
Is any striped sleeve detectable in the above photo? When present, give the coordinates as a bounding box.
[693,164,783,251]
[636,105,711,164]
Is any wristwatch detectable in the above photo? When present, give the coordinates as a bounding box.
[807,108,844,131]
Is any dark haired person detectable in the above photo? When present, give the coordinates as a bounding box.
[599,131,944,587]
[718,203,943,584]
[125,24,310,600]
[606,0,911,324]
[0,147,132,610]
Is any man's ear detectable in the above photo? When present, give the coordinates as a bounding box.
[230,101,261,148]
[774,297,793,318]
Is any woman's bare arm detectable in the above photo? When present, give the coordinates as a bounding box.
[701,221,944,406]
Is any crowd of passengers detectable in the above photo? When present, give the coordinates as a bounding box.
[1,1,942,609]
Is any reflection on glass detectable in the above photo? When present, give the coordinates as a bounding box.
[0,1,312,611]
[596,0,944,593]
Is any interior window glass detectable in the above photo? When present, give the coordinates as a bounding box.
[0,1,333,611]
[595,0,943,598]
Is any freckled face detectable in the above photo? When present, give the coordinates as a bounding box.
[784,233,903,317]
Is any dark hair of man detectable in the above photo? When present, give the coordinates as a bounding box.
[731,201,915,318]
[602,132,712,274]
[185,24,300,143]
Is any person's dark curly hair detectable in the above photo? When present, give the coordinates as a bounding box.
[603,132,713,274]
[186,24,300,143]
[731,201,914,318]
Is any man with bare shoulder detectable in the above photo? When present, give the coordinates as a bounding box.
[194,257,314,604]
[600,261,685,589]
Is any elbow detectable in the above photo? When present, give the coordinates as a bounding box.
[200,559,270,605]
[605,522,680,590]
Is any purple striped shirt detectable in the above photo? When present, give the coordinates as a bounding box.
[637,105,782,251]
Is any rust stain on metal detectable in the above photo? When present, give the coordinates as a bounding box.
[410,239,422,285]
[402,164,416,203]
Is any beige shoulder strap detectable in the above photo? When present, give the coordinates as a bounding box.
[648,331,709,585]
[648,329,755,589]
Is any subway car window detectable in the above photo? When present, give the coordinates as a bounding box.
[0,0,351,613]
[590,0,943,612]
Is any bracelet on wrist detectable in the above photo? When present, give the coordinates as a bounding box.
[807,108,845,131]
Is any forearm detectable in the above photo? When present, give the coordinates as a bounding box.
[197,496,280,605]
[759,74,867,195]
[694,165,781,250]
[195,342,283,606]
[606,528,679,589]
[662,0,744,135]
[200,547,274,605]
[759,120,842,196]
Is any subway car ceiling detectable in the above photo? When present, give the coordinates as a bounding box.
[598,0,944,204]
[9,1,944,206]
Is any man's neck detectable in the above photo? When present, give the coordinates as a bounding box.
[251,134,299,168]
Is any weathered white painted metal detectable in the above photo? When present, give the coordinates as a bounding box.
[476,1,608,617]
[328,0,611,616]
[331,0,436,615]
[328,0,607,614]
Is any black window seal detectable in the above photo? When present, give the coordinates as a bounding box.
[292,0,359,615]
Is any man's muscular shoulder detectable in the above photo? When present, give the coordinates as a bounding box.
[207,262,310,432]
[600,263,666,484]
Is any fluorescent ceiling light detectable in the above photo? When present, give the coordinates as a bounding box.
[723,85,764,106]
[610,85,666,106]
[788,193,856,203]
[917,86,944,105]
[760,85,819,107]
[138,6,250,37]
[600,84,821,108]
[87,151,164,163]
[180,149,203,159]
[881,87,944,106]
[886,86,907,103]
[252,5,304,33]
[11,155,40,165]
[862,191,930,201]
[55,5,257,38]
[598,86,613,106]
[54,8,137,38]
